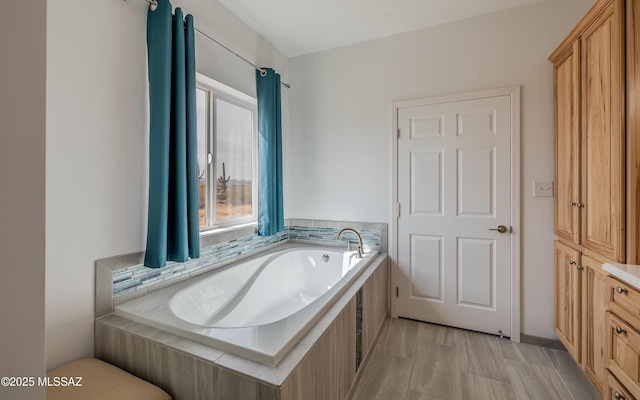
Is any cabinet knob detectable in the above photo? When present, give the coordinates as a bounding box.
[569,260,583,270]
[616,286,628,295]
[569,201,575,207]
[615,326,627,335]
[614,391,625,400]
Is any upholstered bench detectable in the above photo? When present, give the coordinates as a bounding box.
[46,358,171,400]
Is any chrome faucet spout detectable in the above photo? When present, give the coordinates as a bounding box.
[336,228,365,258]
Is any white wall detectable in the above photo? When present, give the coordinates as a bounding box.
[0,2,47,399]
[45,0,288,370]
[34,0,596,375]
[288,0,593,339]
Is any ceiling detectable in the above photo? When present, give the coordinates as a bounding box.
[218,0,549,57]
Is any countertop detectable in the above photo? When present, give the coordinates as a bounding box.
[603,262,640,290]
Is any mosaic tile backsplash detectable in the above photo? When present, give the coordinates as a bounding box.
[109,221,384,298]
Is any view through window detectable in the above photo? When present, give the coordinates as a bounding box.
[196,75,257,231]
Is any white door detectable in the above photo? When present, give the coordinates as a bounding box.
[396,89,517,337]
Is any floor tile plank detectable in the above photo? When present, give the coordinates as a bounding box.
[415,321,458,348]
[350,318,602,400]
[504,359,573,400]
[498,340,553,368]
[409,341,461,399]
[461,373,518,400]
[407,390,448,400]
[544,348,602,400]
[459,330,511,384]
[376,317,419,359]
[351,352,412,400]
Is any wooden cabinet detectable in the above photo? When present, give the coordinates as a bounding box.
[553,241,609,393]
[606,310,640,399]
[627,0,640,264]
[551,0,626,262]
[554,241,582,361]
[553,41,581,246]
[608,277,640,332]
[583,255,609,393]
[606,276,640,400]
[607,373,637,400]
[580,0,626,262]
[551,0,640,394]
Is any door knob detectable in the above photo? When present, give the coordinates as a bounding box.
[488,225,509,233]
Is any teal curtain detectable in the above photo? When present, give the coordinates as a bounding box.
[144,0,200,268]
[256,68,284,236]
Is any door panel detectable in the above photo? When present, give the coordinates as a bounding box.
[410,150,442,215]
[397,92,513,336]
[458,147,495,216]
[457,237,495,310]
[409,234,443,301]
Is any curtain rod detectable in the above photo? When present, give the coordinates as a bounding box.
[135,0,291,89]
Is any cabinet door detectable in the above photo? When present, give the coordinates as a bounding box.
[582,255,608,395]
[607,373,637,400]
[554,41,581,245]
[607,312,640,399]
[554,241,582,361]
[581,0,626,262]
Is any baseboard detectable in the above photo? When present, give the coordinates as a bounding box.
[520,334,566,351]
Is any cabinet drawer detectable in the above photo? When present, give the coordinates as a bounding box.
[607,312,640,399]
[608,373,637,400]
[609,277,640,331]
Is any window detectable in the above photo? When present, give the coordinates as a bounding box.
[196,74,257,232]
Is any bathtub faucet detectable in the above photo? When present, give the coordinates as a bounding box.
[336,228,365,259]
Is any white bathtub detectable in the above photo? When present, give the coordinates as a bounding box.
[114,243,378,365]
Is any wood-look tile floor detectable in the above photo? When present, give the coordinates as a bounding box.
[351,318,602,400]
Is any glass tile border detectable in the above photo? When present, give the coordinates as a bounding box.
[103,220,386,299]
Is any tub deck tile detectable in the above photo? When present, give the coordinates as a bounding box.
[97,313,137,329]
[214,353,279,386]
[164,336,225,364]
[122,322,175,344]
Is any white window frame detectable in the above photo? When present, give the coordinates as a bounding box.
[197,72,258,234]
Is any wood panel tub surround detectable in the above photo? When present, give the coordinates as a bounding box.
[95,254,389,400]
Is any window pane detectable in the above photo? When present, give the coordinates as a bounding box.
[215,98,253,221]
[196,88,209,228]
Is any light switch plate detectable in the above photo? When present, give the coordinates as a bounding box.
[533,181,554,197]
